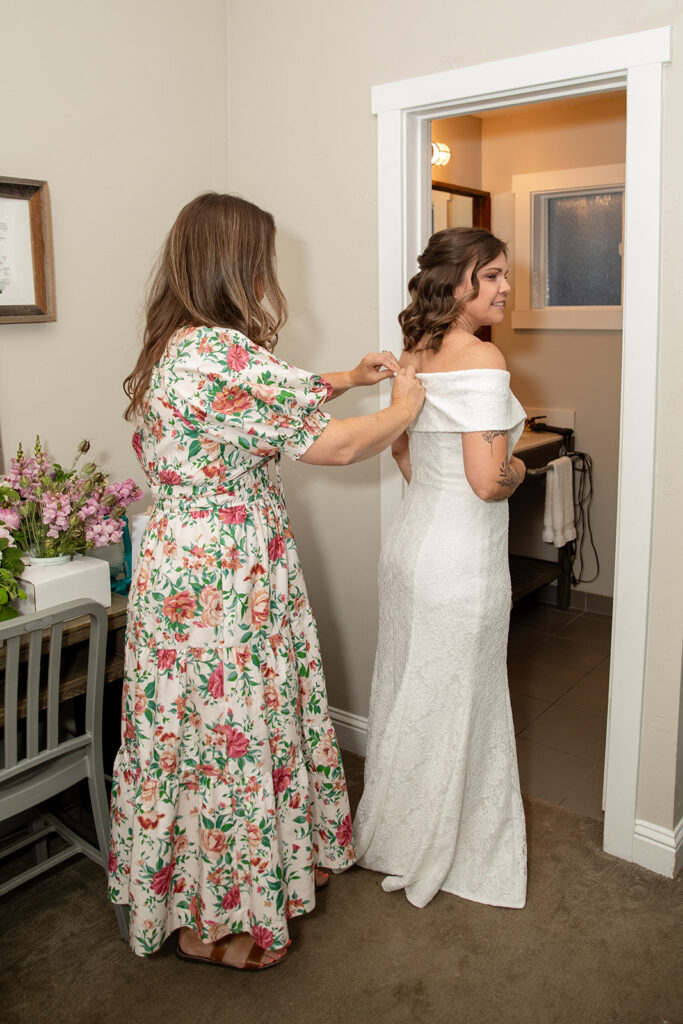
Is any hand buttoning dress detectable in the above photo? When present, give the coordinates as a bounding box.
[353,368,527,910]
[108,326,355,956]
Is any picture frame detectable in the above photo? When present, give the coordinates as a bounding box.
[0,176,56,324]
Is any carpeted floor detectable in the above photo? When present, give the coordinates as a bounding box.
[1,751,681,1024]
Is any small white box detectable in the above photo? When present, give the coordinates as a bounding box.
[15,555,112,614]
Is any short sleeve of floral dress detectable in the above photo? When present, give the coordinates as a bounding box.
[108,326,355,957]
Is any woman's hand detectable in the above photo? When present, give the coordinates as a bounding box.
[300,366,425,467]
[349,350,402,387]
[322,351,402,400]
[390,366,425,421]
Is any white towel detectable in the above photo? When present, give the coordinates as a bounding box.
[542,456,576,547]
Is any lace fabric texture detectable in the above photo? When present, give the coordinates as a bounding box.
[353,370,528,909]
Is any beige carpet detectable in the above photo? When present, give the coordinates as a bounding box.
[1,751,681,1024]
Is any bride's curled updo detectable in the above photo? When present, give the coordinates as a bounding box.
[399,227,508,353]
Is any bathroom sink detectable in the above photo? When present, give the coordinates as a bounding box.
[514,428,564,454]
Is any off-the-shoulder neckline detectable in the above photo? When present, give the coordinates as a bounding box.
[415,368,509,378]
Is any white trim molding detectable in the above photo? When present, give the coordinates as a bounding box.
[330,705,368,757]
[372,28,671,869]
[633,818,683,879]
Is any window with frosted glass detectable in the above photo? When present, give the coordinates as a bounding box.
[532,188,623,307]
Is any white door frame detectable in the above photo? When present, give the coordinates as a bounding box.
[372,28,671,867]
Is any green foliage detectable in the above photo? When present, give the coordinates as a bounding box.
[0,536,26,620]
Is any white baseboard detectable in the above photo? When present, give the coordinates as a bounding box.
[329,705,368,757]
[633,817,683,878]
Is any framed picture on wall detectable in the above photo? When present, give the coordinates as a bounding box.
[0,176,56,324]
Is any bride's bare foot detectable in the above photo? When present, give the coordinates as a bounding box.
[177,927,288,970]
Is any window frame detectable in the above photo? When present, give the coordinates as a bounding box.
[511,164,625,330]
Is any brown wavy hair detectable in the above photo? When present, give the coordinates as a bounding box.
[398,227,508,353]
[123,192,288,421]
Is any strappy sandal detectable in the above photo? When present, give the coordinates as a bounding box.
[315,869,330,890]
[176,934,288,971]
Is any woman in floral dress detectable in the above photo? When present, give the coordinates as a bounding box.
[108,192,424,970]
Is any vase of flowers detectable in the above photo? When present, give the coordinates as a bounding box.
[1,435,142,568]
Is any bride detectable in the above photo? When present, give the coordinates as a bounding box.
[353,227,528,910]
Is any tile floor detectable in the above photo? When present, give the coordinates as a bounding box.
[507,598,611,820]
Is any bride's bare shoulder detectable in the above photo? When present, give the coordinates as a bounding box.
[460,339,507,372]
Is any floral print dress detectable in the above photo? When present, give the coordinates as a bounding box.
[108,326,355,957]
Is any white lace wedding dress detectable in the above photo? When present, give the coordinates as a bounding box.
[353,369,527,909]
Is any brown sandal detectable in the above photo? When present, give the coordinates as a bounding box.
[315,869,330,890]
[176,934,287,971]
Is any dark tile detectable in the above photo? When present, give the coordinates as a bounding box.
[531,635,608,678]
[510,601,580,636]
[507,626,548,660]
[560,763,605,821]
[555,614,612,652]
[558,659,610,717]
[508,654,586,702]
[518,704,606,762]
[510,692,552,734]
[515,737,594,804]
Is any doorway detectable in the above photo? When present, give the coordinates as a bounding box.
[373,28,670,868]
[428,92,624,821]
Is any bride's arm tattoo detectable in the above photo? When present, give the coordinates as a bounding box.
[497,459,520,491]
[482,430,507,453]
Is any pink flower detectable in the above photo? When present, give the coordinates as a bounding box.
[200,586,222,627]
[222,885,242,910]
[132,431,144,462]
[219,505,247,525]
[248,585,270,628]
[136,563,150,594]
[225,725,249,758]
[0,524,16,547]
[159,745,178,773]
[208,664,224,699]
[140,778,158,810]
[108,852,118,873]
[250,382,278,404]
[162,591,196,623]
[251,925,274,950]
[268,535,285,561]
[316,733,339,767]
[200,829,228,857]
[212,387,252,415]
[157,649,177,671]
[226,344,250,371]
[0,507,20,530]
[150,861,175,895]
[137,812,160,830]
[272,766,291,794]
[335,814,353,847]
[246,821,262,848]
[158,468,182,486]
[264,684,280,710]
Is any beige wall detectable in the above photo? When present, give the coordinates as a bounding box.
[0,0,680,837]
[0,0,230,489]
[431,116,482,190]
[226,0,683,834]
[483,93,626,597]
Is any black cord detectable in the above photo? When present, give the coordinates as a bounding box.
[564,452,600,585]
